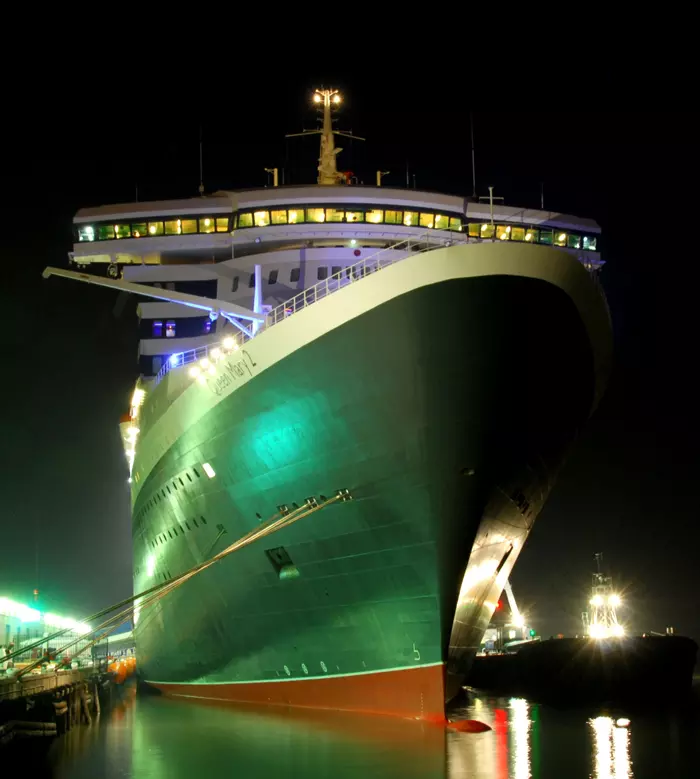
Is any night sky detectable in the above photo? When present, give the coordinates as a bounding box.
[0,93,697,641]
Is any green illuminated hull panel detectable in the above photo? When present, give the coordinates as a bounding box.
[132,274,597,715]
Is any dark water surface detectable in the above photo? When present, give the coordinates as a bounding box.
[38,683,700,778]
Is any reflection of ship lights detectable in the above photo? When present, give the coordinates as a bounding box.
[510,698,531,779]
[590,715,632,778]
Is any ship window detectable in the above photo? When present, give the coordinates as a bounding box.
[254,210,270,227]
[480,223,495,239]
[290,267,300,282]
[269,270,278,284]
[231,276,239,292]
[419,212,435,229]
[434,214,449,230]
[197,216,213,233]
[164,220,182,235]
[555,232,567,247]
[287,209,303,224]
[161,490,166,498]
[77,224,95,242]
[97,224,115,240]
[192,517,199,527]
[216,217,229,232]
[200,515,207,524]
[193,467,200,478]
[166,485,171,494]
[172,527,178,536]
[384,210,402,225]
[152,356,162,373]
[468,223,481,238]
[204,319,212,334]
[181,218,198,234]
[148,221,164,236]
[173,481,178,490]
[567,234,581,249]
[186,473,192,482]
[511,227,526,242]
[167,530,172,539]
[271,209,287,225]
[165,321,176,338]
[366,209,383,224]
[539,230,553,245]
[265,546,299,580]
[115,223,131,239]
[237,213,253,228]
[178,477,184,487]
[403,211,418,227]
[498,225,511,241]
[152,321,163,338]
[345,210,363,223]
[449,217,463,231]
[583,235,597,251]
[325,208,344,222]
[525,228,538,243]
[317,266,328,280]
[185,520,190,530]
[331,265,341,276]
[132,222,147,238]
[202,463,216,478]
[249,273,255,288]
[306,208,325,223]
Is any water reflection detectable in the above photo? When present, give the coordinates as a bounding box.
[40,682,698,778]
[590,716,633,779]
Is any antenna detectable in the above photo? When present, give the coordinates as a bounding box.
[540,182,544,210]
[198,125,204,196]
[470,112,477,198]
[286,89,364,185]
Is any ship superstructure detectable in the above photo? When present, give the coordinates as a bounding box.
[45,93,612,719]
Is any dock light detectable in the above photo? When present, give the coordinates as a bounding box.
[332,94,341,104]
[210,348,221,360]
[189,366,201,378]
[609,594,621,607]
[350,239,357,246]
[202,462,216,479]
[313,93,322,103]
[223,337,235,350]
[616,718,630,728]
[590,595,604,607]
[513,614,526,628]
[612,624,625,637]
[200,358,211,369]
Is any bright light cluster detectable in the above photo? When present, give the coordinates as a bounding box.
[0,597,90,634]
[589,623,625,639]
[188,337,239,384]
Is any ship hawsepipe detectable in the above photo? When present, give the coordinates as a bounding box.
[129,241,611,720]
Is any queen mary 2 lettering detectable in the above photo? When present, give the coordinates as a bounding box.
[43,89,612,720]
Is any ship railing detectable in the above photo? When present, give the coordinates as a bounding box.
[154,231,449,386]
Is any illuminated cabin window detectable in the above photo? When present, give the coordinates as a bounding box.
[449,216,462,231]
[525,228,538,242]
[419,213,435,229]
[384,210,402,224]
[165,321,176,338]
[77,225,95,241]
[539,230,553,245]
[165,220,182,235]
[555,232,567,247]
[511,227,526,242]
[132,222,147,238]
[434,214,449,230]
[216,217,229,232]
[152,321,163,337]
[290,267,300,282]
[325,208,344,222]
[345,210,362,223]
[271,210,287,225]
[468,223,481,238]
[366,209,383,224]
[403,211,417,226]
[199,216,215,233]
[567,234,581,249]
[97,224,115,240]
[148,221,164,236]
[254,210,270,227]
[237,213,253,228]
[481,224,496,239]
[181,219,197,234]
[306,208,325,223]
[498,225,512,241]
[583,236,597,251]
[287,209,303,224]
[115,223,131,239]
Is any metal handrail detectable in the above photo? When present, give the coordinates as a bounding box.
[153,232,445,385]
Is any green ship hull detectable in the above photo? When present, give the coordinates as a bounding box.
[131,244,610,719]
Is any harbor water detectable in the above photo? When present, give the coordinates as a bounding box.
[33,680,700,778]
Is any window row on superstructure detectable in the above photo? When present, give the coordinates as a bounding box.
[76,215,230,242]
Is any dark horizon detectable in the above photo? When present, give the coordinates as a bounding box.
[0,97,697,641]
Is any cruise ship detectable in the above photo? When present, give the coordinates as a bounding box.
[44,91,612,720]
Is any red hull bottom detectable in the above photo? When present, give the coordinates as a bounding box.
[151,663,446,721]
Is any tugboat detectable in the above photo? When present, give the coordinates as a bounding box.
[466,555,698,702]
